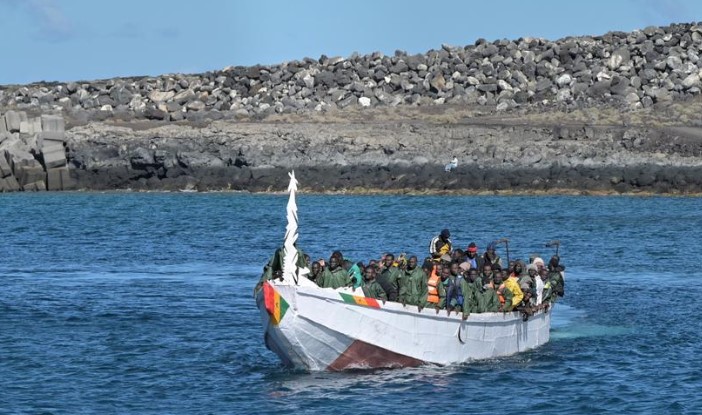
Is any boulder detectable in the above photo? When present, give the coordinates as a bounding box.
[556,74,572,87]
[535,78,552,92]
[110,85,134,106]
[172,89,196,104]
[625,92,640,105]
[186,100,206,111]
[149,90,175,103]
[609,76,630,95]
[337,95,358,109]
[129,147,155,168]
[666,55,683,71]
[608,47,631,70]
[176,151,225,168]
[144,107,169,120]
[430,73,446,92]
[682,73,700,89]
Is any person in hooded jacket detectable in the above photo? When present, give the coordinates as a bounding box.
[483,241,503,268]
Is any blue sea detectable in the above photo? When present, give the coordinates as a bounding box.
[1,192,701,414]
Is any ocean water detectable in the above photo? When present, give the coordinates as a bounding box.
[1,192,701,414]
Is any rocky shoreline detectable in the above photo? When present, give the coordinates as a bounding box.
[1,22,702,194]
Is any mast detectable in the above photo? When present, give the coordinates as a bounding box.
[282,171,300,283]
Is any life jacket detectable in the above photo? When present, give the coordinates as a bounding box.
[427,266,441,304]
[497,283,506,304]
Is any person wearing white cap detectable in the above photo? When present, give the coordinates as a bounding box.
[527,263,544,305]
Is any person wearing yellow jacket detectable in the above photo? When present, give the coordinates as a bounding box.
[502,270,524,311]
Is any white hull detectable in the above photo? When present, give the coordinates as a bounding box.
[257,280,551,371]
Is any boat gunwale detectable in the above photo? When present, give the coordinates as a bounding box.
[272,280,549,324]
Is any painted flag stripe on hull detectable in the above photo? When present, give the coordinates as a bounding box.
[339,292,381,308]
[263,282,289,325]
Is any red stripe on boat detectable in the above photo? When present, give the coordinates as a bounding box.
[263,282,276,316]
[327,340,425,371]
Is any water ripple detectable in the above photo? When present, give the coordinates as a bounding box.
[0,193,701,414]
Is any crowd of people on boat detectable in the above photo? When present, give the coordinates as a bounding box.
[260,228,565,319]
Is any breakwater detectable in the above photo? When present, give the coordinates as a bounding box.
[1,22,702,193]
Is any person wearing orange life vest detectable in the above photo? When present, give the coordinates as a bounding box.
[426,259,448,309]
[417,258,434,309]
[429,229,452,260]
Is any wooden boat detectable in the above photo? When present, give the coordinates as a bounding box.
[255,172,551,371]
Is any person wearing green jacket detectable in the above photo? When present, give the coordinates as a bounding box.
[436,265,450,311]
[318,256,350,289]
[547,256,565,301]
[362,266,387,301]
[401,256,426,306]
[477,280,501,313]
[376,253,401,301]
[540,267,555,303]
[460,268,482,318]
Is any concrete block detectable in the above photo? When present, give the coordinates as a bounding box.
[23,180,46,191]
[42,148,67,169]
[7,149,41,175]
[60,168,75,190]
[15,165,46,186]
[41,115,65,133]
[0,155,12,177]
[46,167,64,190]
[0,175,20,191]
[19,117,42,134]
[46,167,74,191]
[43,142,64,154]
[20,133,40,153]
[38,131,65,141]
[4,111,23,132]
[38,131,65,149]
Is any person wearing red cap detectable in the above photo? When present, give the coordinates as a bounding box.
[465,242,485,271]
